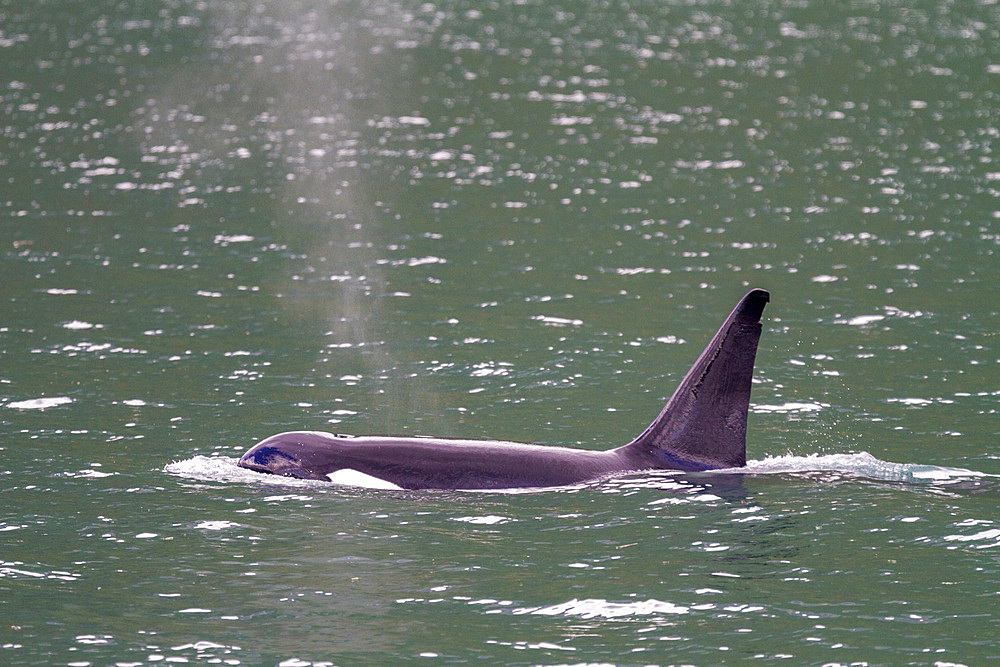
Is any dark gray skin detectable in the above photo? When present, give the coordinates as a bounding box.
[238,289,769,490]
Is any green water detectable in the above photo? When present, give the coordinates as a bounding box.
[2,0,999,664]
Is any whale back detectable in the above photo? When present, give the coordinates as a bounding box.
[236,289,770,488]
[620,288,769,471]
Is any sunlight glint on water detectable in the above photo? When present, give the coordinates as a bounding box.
[2,0,999,663]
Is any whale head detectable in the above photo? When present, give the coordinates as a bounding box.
[238,432,337,480]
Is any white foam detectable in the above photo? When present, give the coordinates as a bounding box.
[62,320,100,330]
[842,314,885,326]
[165,455,265,484]
[451,515,513,525]
[943,529,1000,544]
[752,401,828,414]
[743,452,996,486]
[7,396,74,410]
[531,315,584,327]
[194,520,240,531]
[512,597,690,618]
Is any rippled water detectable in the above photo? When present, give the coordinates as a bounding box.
[3,0,999,664]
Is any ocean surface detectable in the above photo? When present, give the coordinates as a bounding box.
[2,0,999,664]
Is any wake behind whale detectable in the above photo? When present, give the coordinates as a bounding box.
[166,451,998,496]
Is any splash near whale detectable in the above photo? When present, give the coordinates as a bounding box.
[237,289,770,490]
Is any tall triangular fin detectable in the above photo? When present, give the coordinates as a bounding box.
[621,289,769,470]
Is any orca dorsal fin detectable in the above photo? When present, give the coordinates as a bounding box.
[621,289,769,471]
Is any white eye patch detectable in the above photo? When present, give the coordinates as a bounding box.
[326,468,404,490]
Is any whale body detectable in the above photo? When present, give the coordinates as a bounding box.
[237,288,770,490]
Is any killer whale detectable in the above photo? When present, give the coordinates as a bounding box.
[237,288,769,490]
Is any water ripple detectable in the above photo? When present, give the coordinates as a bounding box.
[744,452,999,492]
